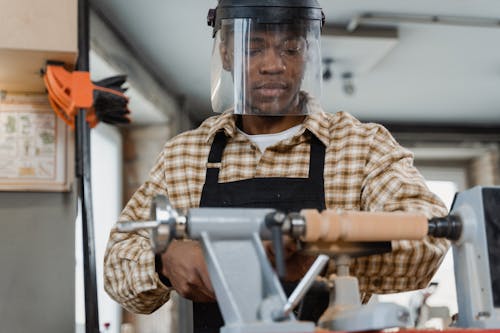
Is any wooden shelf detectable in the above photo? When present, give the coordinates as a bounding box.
[0,0,78,93]
[0,49,76,93]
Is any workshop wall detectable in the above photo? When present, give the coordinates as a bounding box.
[0,191,76,333]
[469,146,500,186]
[122,120,191,203]
[0,1,78,332]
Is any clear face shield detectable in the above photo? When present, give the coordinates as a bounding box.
[210,19,322,116]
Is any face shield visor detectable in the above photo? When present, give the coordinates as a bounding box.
[210,18,323,116]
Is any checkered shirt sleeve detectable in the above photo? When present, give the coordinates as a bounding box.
[103,150,172,314]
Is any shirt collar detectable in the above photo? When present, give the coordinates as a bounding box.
[301,99,330,147]
[205,99,330,147]
[206,111,238,142]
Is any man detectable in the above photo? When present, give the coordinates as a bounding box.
[104,1,449,332]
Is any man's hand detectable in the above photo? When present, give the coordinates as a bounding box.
[160,240,216,302]
[263,237,317,282]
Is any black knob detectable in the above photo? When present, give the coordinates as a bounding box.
[428,214,463,241]
[265,211,287,279]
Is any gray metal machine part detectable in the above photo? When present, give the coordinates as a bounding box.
[318,255,410,332]
[119,203,317,333]
[188,208,314,333]
[450,186,500,328]
[117,187,500,332]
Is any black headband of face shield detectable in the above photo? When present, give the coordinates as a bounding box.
[207,0,325,37]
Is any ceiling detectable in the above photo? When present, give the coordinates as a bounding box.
[90,0,500,126]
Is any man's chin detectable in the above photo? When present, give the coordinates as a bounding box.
[246,100,298,115]
[247,107,283,116]
[247,105,302,116]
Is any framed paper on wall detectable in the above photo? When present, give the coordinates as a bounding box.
[0,93,73,191]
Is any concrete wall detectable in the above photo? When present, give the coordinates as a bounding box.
[0,190,76,333]
[469,146,500,186]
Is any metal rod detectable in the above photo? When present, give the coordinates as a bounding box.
[281,254,330,318]
[117,220,161,232]
[77,0,100,332]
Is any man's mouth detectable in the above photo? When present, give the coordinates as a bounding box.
[254,82,288,97]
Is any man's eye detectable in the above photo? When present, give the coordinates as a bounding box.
[248,48,263,56]
[281,40,305,55]
[282,46,304,57]
[284,47,301,55]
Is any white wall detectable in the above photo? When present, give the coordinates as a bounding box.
[75,124,123,333]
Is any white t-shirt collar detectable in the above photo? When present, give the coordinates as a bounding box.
[238,124,302,153]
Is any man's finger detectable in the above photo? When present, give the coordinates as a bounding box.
[174,272,215,302]
[182,284,216,302]
[197,265,216,300]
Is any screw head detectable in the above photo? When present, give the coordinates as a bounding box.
[274,212,286,224]
[397,309,410,323]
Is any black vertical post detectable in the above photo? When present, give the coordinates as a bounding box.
[76,0,100,332]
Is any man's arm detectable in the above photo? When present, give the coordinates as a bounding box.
[353,125,450,297]
[104,146,216,313]
[103,151,172,314]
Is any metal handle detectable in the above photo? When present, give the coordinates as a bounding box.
[116,195,182,253]
[273,254,330,321]
[265,211,288,279]
[116,220,161,232]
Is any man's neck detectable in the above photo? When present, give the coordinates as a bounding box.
[240,115,306,135]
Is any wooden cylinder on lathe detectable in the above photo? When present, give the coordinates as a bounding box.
[301,209,429,242]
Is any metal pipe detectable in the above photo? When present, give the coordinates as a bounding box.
[347,12,500,32]
[117,220,162,232]
[77,0,100,332]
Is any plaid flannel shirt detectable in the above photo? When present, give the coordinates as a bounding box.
[104,101,449,314]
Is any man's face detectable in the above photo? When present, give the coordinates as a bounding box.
[221,26,307,115]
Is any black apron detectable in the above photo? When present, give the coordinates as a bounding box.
[195,130,330,333]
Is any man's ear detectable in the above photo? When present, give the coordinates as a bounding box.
[220,43,232,71]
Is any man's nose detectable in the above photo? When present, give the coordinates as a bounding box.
[259,48,286,74]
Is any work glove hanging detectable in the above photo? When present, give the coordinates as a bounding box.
[91,75,131,126]
[43,63,132,128]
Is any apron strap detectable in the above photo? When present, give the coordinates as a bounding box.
[205,131,228,187]
[308,133,326,184]
[205,130,325,186]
